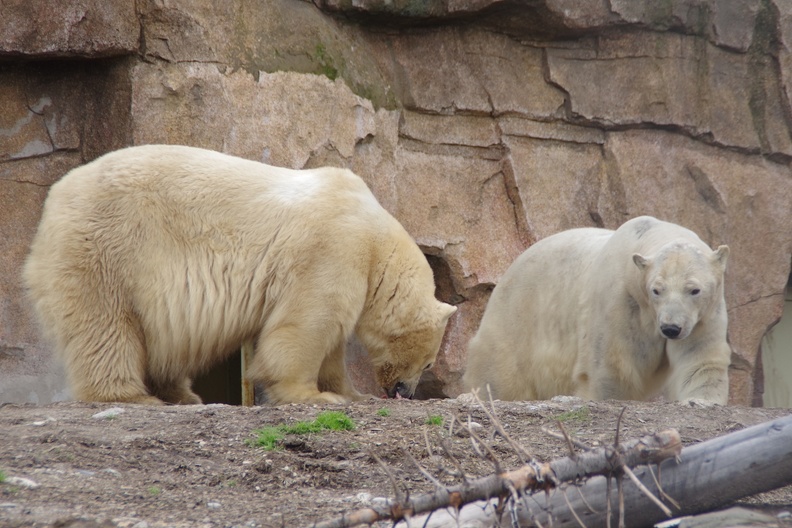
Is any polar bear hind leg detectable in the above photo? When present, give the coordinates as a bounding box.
[61,302,162,405]
[147,377,202,405]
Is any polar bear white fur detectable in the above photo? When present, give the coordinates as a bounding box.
[24,145,456,405]
[464,216,731,404]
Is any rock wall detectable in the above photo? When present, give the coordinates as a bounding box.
[1,0,790,405]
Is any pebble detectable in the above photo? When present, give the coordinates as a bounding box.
[207,501,221,509]
[27,417,56,427]
[6,476,39,489]
[454,420,484,437]
[92,407,125,419]
[354,492,390,507]
[550,395,583,404]
[454,392,477,404]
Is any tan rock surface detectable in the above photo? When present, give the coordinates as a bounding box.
[0,0,137,57]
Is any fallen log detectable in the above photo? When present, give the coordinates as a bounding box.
[414,413,792,527]
[313,428,682,528]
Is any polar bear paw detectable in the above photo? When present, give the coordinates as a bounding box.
[678,397,720,408]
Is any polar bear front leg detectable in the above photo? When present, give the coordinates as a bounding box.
[666,340,730,404]
[248,324,351,405]
[318,343,370,401]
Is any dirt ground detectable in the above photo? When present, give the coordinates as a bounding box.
[0,397,790,528]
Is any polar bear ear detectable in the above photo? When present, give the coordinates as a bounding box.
[436,302,457,325]
[712,245,730,269]
[632,253,651,270]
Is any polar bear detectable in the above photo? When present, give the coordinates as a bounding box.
[464,216,730,404]
[24,145,456,405]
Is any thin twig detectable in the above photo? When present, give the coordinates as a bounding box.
[402,448,445,489]
[556,420,579,459]
[617,475,625,528]
[606,476,612,528]
[423,429,434,458]
[506,482,521,527]
[542,427,591,452]
[614,406,627,447]
[622,464,673,517]
[573,479,601,514]
[561,486,587,528]
[438,436,468,482]
[370,450,404,504]
[457,412,502,474]
[472,387,533,463]
[647,463,680,509]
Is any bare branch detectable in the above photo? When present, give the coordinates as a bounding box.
[470,387,533,463]
[457,412,503,474]
[542,427,591,452]
[614,406,627,448]
[617,475,625,528]
[402,448,445,490]
[647,463,680,510]
[316,429,681,528]
[561,486,587,528]
[622,464,673,517]
[556,420,579,459]
[370,450,404,505]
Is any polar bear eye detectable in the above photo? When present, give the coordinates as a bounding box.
[690,288,701,296]
[651,288,660,296]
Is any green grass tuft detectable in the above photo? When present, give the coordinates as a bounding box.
[313,411,356,432]
[249,411,356,450]
[249,426,285,450]
[0,469,6,483]
[377,408,391,417]
[555,406,591,422]
[425,415,443,426]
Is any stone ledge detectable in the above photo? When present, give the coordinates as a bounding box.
[315,0,763,52]
[0,0,138,58]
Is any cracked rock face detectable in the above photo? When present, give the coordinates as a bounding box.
[1,0,791,405]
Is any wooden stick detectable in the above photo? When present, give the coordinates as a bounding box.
[411,414,792,528]
[313,429,681,528]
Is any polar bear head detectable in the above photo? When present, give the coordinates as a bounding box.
[363,301,456,399]
[633,242,729,340]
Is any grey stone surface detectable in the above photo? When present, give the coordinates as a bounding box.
[0,0,138,57]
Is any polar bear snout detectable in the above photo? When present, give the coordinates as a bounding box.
[661,324,682,339]
[385,381,414,399]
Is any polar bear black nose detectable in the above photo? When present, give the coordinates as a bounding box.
[661,324,682,339]
[386,381,413,399]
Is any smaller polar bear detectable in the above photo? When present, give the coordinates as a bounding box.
[464,216,731,404]
[24,145,456,405]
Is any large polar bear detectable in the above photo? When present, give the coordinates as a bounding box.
[464,216,731,404]
[24,145,456,405]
